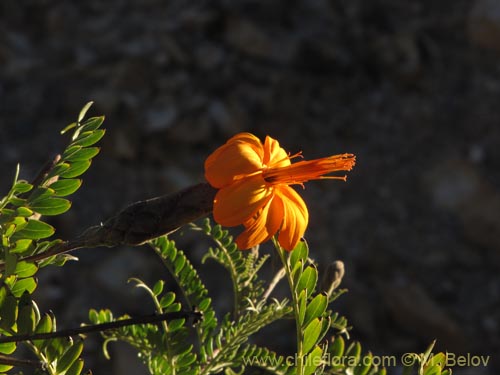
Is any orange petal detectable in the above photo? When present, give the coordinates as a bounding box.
[276,186,309,251]
[263,135,290,168]
[236,195,284,249]
[213,174,272,227]
[205,133,264,188]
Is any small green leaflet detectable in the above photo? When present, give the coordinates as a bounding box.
[29,197,71,216]
[48,179,82,197]
[11,219,55,240]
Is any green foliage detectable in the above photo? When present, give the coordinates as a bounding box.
[275,239,385,375]
[89,235,292,375]
[0,103,454,375]
[194,220,270,315]
[401,341,453,375]
[0,102,105,374]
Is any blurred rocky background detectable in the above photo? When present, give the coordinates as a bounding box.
[1,0,499,374]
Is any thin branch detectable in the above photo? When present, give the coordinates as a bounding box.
[0,311,201,344]
[263,267,286,301]
[0,354,45,369]
[29,154,61,189]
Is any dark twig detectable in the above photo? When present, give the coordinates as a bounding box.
[0,354,44,369]
[0,311,201,344]
[29,154,61,189]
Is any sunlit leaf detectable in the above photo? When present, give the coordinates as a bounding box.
[290,240,308,268]
[29,197,71,216]
[0,342,16,355]
[65,358,84,375]
[14,261,38,278]
[152,280,164,297]
[11,219,54,240]
[56,340,84,374]
[304,345,323,375]
[423,365,442,375]
[298,289,307,326]
[0,364,14,372]
[81,115,105,131]
[48,179,82,197]
[47,162,70,178]
[78,101,94,123]
[61,122,78,135]
[160,292,176,309]
[330,335,345,357]
[60,160,92,178]
[296,265,318,297]
[354,352,373,375]
[8,196,26,207]
[304,293,328,327]
[302,318,322,354]
[28,187,55,202]
[13,182,33,193]
[11,277,37,297]
[65,147,100,162]
[16,206,33,217]
[73,129,106,147]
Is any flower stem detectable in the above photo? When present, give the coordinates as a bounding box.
[274,238,304,375]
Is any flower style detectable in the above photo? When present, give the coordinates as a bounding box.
[204,133,356,251]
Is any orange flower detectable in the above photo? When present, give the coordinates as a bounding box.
[204,133,355,251]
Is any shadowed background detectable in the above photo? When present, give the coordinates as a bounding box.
[1,1,499,374]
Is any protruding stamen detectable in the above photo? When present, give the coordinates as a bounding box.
[263,154,355,185]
